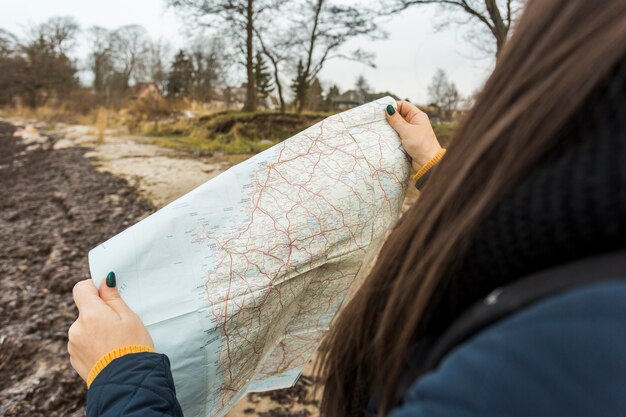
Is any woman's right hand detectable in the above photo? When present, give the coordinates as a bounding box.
[385,101,442,172]
[68,278,154,382]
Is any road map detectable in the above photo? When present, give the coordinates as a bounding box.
[88,97,411,417]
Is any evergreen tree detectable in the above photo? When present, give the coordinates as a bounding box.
[355,75,370,102]
[306,78,324,111]
[254,51,273,104]
[290,59,307,112]
[167,49,194,98]
[21,34,79,107]
[325,84,340,111]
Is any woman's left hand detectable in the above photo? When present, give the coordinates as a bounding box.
[68,278,154,381]
[385,100,442,172]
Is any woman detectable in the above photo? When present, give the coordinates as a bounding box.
[68,0,626,415]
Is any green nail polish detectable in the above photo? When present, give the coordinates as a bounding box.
[106,271,116,288]
[386,104,396,116]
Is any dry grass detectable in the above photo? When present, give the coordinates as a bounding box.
[146,111,329,155]
[96,107,107,143]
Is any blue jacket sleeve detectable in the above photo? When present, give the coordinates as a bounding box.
[87,352,183,417]
[388,282,626,417]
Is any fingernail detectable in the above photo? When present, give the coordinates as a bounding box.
[386,104,395,116]
[106,272,116,288]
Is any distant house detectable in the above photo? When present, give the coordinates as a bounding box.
[131,83,162,101]
[330,90,401,110]
[207,84,279,110]
[208,85,247,109]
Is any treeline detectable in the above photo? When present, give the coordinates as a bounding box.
[0,18,80,108]
[163,0,517,114]
[0,0,386,114]
[0,17,231,112]
[0,15,361,115]
[0,0,473,119]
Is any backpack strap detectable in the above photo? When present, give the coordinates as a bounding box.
[421,249,626,374]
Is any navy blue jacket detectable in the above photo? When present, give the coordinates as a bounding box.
[87,279,626,417]
[87,352,182,417]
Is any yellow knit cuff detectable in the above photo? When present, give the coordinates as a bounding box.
[87,345,155,388]
[412,149,447,182]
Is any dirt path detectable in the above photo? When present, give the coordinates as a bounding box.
[49,123,242,208]
[0,121,323,417]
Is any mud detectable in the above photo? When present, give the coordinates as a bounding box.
[0,121,154,416]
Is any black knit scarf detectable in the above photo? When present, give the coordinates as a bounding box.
[431,55,626,335]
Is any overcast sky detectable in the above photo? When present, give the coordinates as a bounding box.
[0,0,495,104]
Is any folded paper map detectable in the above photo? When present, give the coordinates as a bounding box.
[89,97,410,417]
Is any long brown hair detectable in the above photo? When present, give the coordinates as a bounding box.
[318,1,626,415]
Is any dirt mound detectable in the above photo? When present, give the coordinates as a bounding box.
[150,112,328,155]
[198,112,326,142]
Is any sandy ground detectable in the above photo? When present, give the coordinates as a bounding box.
[49,124,242,207]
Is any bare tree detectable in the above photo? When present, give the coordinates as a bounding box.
[88,26,164,101]
[382,0,522,57]
[189,35,227,102]
[86,26,115,96]
[428,68,461,120]
[28,16,80,55]
[143,38,172,93]
[290,0,383,112]
[166,0,286,112]
[110,25,150,91]
[254,27,291,112]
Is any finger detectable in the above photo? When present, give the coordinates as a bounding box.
[397,100,428,125]
[385,104,415,139]
[98,274,133,316]
[73,279,105,313]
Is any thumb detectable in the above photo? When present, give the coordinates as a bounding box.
[385,104,414,139]
[98,272,133,316]
[73,279,106,313]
